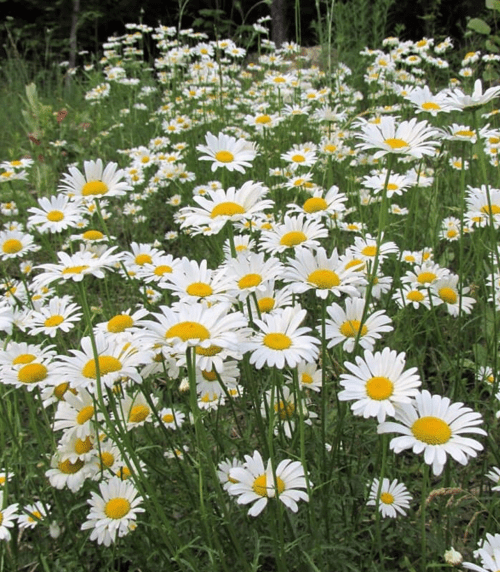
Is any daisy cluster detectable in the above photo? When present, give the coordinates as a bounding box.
[1,20,500,567]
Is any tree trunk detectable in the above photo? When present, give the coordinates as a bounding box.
[68,0,80,72]
[271,0,287,48]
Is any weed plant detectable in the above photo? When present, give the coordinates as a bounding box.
[0,19,500,572]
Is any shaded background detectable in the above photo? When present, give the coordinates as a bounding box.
[0,0,489,65]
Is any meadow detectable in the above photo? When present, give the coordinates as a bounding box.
[1,18,500,572]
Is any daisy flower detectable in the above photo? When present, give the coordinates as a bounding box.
[0,229,39,260]
[162,257,235,305]
[445,79,500,111]
[486,466,500,491]
[282,246,363,299]
[81,476,145,546]
[158,407,185,430]
[243,306,320,369]
[259,214,328,255]
[348,234,399,265]
[430,274,476,316]
[53,388,104,439]
[58,332,150,392]
[18,501,50,529]
[33,247,123,288]
[178,181,273,235]
[361,170,414,197]
[217,457,245,491]
[281,146,318,170]
[223,251,283,301]
[143,302,248,372]
[378,390,486,476]
[46,451,96,492]
[287,185,348,220]
[405,85,453,116]
[0,492,19,541]
[25,295,82,338]
[392,285,432,310]
[59,159,132,198]
[119,392,157,429]
[355,115,441,159]
[195,360,240,400]
[322,297,393,352]
[367,478,412,518]
[196,132,258,173]
[227,450,310,517]
[27,194,84,234]
[339,347,421,422]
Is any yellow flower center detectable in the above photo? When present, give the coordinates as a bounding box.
[186,282,213,297]
[291,154,305,163]
[62,265,89,275]
[303,197,327,213]
[82,356,122,379]
[308,269,340,289]
[107,314,134,333]
[202,369,218,381]
[345,259,365,271]
[324,144,337,153]
[82,230,105,241]
[17,363,48,384]
[417,271,437,284]
[214,151,234,163]
[446,229,458,238]
[384,138,408,150]
[238,273,262,289]
[104,497,131,519]
[13,353,36,365]
[44,315,64,327]
[258,297,275,313]
[380,492,395,504]
[480,204,500,215]
[166,321,210,342]
[47,210,64,222]
[76,405,95,424]
[196,344,222,356]
[81,180,109,196]
[422,102,440,110]
[154,265,172,276]
[135,253,152,265]
[53,382,70,400]
[274,400,295,420]
[129,404,150,423]
[28,510,43,523]
[57,458,84,474]
[438,287,457,304]
[162,413,175,423]
[301,373,313,384]
[365,376,394,400]
[454,130,474,138]
[411,416,452,444]
[2,239,23,254]
[101,452,115,468]
[75,436,94,455]
[339,320,368,338]
[361,245,377,257]
[256,114,272,124]
[0,511,3,526]
[252,474,285,496]
[211,201,245,218]
[263,333,292,350]
[407,290,425,302]
[280,231,307,247]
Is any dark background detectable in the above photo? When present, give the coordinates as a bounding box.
[0,0,488,63]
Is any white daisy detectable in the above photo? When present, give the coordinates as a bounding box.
[81,476,145,546]
[227,450,310,516]
[378,390,486,476]
[196,132,258,173]
[339,347,421,422]
[367,478,412,518]
[0,492,19,541]
[59,158,132,198]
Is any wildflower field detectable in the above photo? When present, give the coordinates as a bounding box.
[2,18,500,572]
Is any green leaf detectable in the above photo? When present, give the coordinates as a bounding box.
[467,17,491,34]
[486,39,500,52]
[486,0,500,11]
